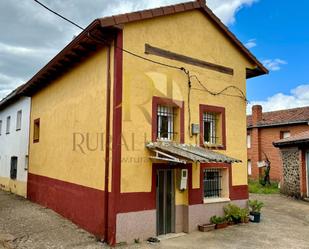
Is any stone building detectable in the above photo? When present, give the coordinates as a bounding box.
[273,131,309,199]
[247,105,309,181]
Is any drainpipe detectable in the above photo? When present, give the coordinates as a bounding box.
[104,44,111,241]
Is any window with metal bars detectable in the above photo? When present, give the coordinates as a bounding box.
[203,112,218,144]
[203,169,222,198]
[157,105,175,140]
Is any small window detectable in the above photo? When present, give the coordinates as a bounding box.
[248,160,252,175]
[203,112,218,144]
[280,131,291,139]
[0,120,2,135]
[16,110,22,131]
[10,156,18,180]
[157,105,174,140]
[247,133,251,148]
[6,116,11,134]
[203,169,222,198]
[33,118,40,143]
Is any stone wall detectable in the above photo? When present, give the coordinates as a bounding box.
[280,148,301,198]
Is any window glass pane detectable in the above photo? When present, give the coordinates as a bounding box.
[203,169,221,198]
[6,116,10,134]
[247,134,251,148]
[203,113,216,144]
[283,132,290,139]
[157,105,174,140]
[16,110,22,131]
[33,119,40,142]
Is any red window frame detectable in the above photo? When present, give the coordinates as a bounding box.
[152,96,184,143]
[199,104,226,150]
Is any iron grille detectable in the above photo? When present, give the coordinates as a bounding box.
[203,169,222,198]
[203,112,218,144]
[157,105,176,140]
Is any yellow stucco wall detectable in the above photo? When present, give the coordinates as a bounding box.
[0,177,27,197]
[121,10,253,202]
[29,48,108,191]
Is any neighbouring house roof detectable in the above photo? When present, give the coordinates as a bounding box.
[0,84,25,111]
[8,0,267,100]
[146,141,241,163]
[247,106,309,128]
[273,131,309,147]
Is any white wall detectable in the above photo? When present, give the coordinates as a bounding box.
[0,97,31,183]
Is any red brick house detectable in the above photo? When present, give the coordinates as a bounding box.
[273,131,309,199]
[247,105,309,181]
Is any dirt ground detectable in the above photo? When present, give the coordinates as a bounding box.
[1,191,309,249]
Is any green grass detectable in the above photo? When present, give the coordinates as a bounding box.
[248,179,280,194]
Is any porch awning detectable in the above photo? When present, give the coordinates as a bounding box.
[146,141,241,164]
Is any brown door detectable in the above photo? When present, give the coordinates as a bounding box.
[156,169,175,235]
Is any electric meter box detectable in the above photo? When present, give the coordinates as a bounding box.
[177,169,188,191]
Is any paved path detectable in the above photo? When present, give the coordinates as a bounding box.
[1,191,309,248]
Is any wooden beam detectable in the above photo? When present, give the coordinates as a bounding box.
[145,43,234,75]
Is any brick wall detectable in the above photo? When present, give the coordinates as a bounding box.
[248,125,309,181]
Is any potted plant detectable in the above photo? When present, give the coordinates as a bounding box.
[239,208,249,223]
[249,200,264,223]
[198,223,216,232]
[223,204,241,225]
[210,215,228,229]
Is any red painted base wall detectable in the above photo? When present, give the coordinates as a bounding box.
[27,173,106,238]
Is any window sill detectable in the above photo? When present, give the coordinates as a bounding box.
[203,197,230,204]
[203,144,224,149]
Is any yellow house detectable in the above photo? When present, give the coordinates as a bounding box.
[19,0,267,245]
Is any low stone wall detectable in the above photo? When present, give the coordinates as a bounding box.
[280,148,301,198]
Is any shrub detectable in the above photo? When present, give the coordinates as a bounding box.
[249,200,264,213]
[210,215,226,224]
[223,204,241,223]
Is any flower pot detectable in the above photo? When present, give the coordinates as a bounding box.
[198,224,216,232]
[249,212,261,223]
[215,222,228,229]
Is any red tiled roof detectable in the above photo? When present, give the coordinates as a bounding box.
[247,106,309,128]
[273,130,309,147]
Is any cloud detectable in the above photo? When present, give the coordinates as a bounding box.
[262,58,287,71]
[0,0,258,100]
[245,39,257,49]
[247,84,309,114]
[207,0,258,25]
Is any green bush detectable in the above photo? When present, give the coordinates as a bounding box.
[248,179,279,194]
[223,204,241,223]
[249,199,264,213]
[210,215,226,224]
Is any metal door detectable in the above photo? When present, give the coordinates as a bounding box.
[157,169,175,235]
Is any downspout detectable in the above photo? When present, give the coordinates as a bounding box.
[104,44,111,241]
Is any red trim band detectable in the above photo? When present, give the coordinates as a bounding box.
[27,173,106,238]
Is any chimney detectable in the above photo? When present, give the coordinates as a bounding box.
[252,105,262,126]
[197,0,206,6]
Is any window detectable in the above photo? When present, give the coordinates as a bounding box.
[157,105,174,140]
[6,116,11,134]
[33,118,40,143]
[248,160,252,175]
[10,156,18,180]
[280,131,291,139]
[247,133,251,148]
[0,120,2,135]
[16,110,22,131]
[203,112,217,144]
[200,105,226,149]
[203,169,222,198]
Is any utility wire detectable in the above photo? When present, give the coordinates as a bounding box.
[33,0,248,103]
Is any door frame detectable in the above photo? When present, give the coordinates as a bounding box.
[305,150,309,197]
[156,168,175,236]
